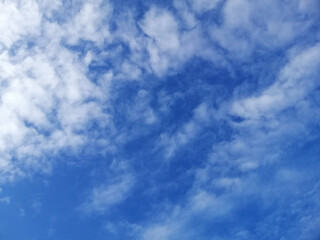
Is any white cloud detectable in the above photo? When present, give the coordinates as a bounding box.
[231,43,320,119]
[211,0,311,59]
[81,174,134,214]
[189,190,232,215]
[169,42,320,239]
[173,0,197,28]
[158,120,198,158]
[63,1,112,45]
[140,8,180,51]
[105,3,222,80]
[0,0,111,183]
[37,0,62,18]
[0,0,41,47]
[136,26,320,240]
[0,2,318,238]
[158,102,211,158]
[137,6,213,76]
[139,187,234,240]
[0,46,109,181]
[0,0,220,185]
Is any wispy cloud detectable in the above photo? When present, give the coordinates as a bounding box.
[80,159,134,215]
[81,173,134,214]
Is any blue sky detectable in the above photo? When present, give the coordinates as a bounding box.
[0,0,320,239]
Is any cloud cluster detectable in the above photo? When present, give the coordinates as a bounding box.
[0,0,320,239]
[122,1,320,239]
[0,0,111,182]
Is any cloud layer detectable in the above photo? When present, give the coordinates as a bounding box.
[0,0,320,239]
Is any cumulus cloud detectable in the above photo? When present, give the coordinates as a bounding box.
[0,0,111,182]
[63,0,112,45]
[0,0,41,48]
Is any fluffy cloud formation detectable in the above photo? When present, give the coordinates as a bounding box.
[0,0,110,182]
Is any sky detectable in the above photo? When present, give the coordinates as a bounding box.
[0,0,320,239]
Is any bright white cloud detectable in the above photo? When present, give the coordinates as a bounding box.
[140,8,180,51]
[0,0,111,183]
[0,0,41,47]
[137,6,214,76]
[64,1,112,45]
